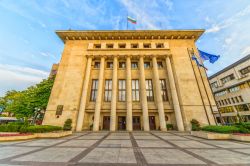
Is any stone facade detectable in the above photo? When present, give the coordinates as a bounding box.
[42,30,216,131]
[209,54,250,123]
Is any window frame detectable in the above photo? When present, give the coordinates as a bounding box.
[145,79,154,101]
[90,79,98,101]
[131,62,138,69]
[119,62,126,69]
[144,62,151,69]
[104,79,112,102]
[132,79,140,101]
[160,79,168,101]
[106,62,113,69]
[118,79,126,102]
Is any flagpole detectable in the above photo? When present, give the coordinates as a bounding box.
[187,48,211,125]
[195,48,224,125]
[191,48,218,125]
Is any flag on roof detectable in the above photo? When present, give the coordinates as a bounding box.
[198,50,220,63]
[192,55,208,70]
[127,16,137,24]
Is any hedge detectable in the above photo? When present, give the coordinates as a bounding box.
[20,125,62,133]
[0,124,62,133]
[201,125,240,134]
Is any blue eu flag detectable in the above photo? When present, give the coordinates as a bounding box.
[198,50,220,63]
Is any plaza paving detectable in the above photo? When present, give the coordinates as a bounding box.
[0,131,250,166]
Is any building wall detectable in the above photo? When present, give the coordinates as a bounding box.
[209,55,250,123]
[43,32,216,131]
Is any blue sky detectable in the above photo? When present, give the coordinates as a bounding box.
[0,0,250,96]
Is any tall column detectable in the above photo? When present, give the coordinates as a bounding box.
[110,56,118,131]
[76,56,92,131]
[152,57,167,131]
[126,56,133,131]
[139,56,150,131]
[165,56,184,131]
[93,56,105,131]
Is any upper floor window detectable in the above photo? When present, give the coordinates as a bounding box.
[160,79,168,101]
[106,44,114,48]
[119,44,126,48]
[215,90,227,97]
[104,80,112,102]
[229,86,240,93]
[145,79,154,101]
[157,61,163,68]
[239,96,244,102]
[211,81,218,88]
[132,79,140,101]
[156,43,164,48]
[118,80,126,102]
[221,74,235,84]
[131,62,138,69]
[90,80,98,101]
[231,97,235,103]
[119,62,126,69]
[94,62,100,69]
[131,43,138,48]
[144,62,150,68]
[143,43,151,48]
[239,66,250,75]
[94,44,101,48]
[107,62,113,69]
[235,97,239,103]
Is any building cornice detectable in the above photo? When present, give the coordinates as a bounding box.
[55,30,205,43]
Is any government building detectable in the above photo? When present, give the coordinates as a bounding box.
[42,30,217,131]
[209,54,250,124]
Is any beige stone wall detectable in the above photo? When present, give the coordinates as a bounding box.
[43,35,217,131]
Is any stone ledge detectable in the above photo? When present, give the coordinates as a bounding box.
[231,134,250,142]
[0,131,72,142]
[191,131,231,140]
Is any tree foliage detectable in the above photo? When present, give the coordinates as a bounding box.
[0,78,54,119]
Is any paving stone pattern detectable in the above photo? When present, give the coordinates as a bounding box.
[0,131,250,165]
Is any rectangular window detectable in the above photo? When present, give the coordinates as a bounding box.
[156,43,164,48]
[157,61,163,68]
[145,79,154,101]
[211,81,218,88]
[119,44,126,48]
[235,97,239,103]
[94,44,101,48]
[227,99,231,104]
[104,80,112,102]
[118,80,126,101]
[131,43,138,48]
[221,74,235,84]
[239,96,244,102]
[131,62,138,69]
[119,62,126,69]
[107,62,113,69]
[160,79,168,101]
[239,66,250,75]
[90,80,98,101]
[94,62,100,69]
[224,99,228,105]
[143,43,151,48]
[144,62,150,68]
[132,79,140,101]
[231,97,235,103]
[106,44,113,48]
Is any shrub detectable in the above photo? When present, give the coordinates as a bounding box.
[20,125,62,133]
[63,119,72,131]
[166,124,173,130]
[191,119,200,131]
[0,124,22,132]
[201,125,240,133]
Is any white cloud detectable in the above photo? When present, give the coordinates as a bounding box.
[224,37,232,45]
[241,46,250,55]
[40,52,56,59]
[206,5,250,33]
[0,64,49,96]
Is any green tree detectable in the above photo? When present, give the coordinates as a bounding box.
[0,78,54,121]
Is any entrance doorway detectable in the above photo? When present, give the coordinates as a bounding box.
[133,116,141,130]
[103,116,110,130]
[118,116,126,130]
[149,116,156,130]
